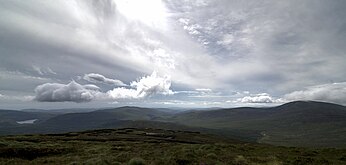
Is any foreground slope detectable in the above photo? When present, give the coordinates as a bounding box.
[1,128,346,165]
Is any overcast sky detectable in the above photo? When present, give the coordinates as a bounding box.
[1,0,346,109]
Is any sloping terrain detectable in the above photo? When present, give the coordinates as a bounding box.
[1,128,346,164]
[0,110,55,123]
[1,101,346,148]
[171,101,346,147]
[37,106,177,132]
[0,107,202,138]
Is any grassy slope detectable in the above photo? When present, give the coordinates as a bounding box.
[1,128,346,165]
[171,101,346,147]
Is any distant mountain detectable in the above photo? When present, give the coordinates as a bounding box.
[1,101,346,148]
[0,110,55,124]
[171,101,346,127]
[42,106,173,127]
[0,110,57,135]
[171,101,346,147]
[96,106,175,120]
[20,108,98,114]
[0,106,180,135]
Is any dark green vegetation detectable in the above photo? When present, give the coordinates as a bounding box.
[1,128,346,165]
[1,101,346,148]
[171,101,346,147]
[0,110,55,123]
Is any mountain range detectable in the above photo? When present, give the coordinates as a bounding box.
[1,101,346,148]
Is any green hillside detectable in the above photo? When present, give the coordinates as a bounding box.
[171,101,346,147]
[1,128,346,165]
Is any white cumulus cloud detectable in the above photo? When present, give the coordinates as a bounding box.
[284,82,346,104]
[34,72,174,103]
[34,81,101,103]
[107,71,173,99]
[236,93,282,103]
[83,73,127,86]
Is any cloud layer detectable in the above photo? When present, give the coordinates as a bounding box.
[284,82,346,104]
[1,0,346,108]
[83,73,127,86]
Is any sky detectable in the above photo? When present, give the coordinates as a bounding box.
[0,0,346,109]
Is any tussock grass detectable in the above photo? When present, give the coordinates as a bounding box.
[0,128,345,164]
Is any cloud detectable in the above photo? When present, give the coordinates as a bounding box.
[1,0,346,108]
[166,0,346,92]
[195,88,212,92]
[32,65,44,75]
[34,72,174,102]
[32,65,57,75]
[284,82,346,104]
[83,73,127,86]
[236,93,282,103]
[107,71,173,99]
[0,93,35,102]
[186,88,223,98]
[34,81,101,103]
